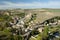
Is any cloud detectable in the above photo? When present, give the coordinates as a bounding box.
[0,1,60,9]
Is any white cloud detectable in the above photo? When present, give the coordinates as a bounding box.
[0,1,60,9]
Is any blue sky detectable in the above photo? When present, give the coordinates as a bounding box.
[0,0,60,9]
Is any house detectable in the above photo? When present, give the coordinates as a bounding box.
[37,27,44,33]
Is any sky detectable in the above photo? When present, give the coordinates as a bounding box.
[0,0,60,9]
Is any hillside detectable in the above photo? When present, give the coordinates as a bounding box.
[0,8,60,23]
[24,9,60,23]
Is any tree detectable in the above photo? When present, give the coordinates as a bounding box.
[36,34,42,40]
[42,26,49,40]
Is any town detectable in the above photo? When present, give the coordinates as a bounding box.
[0,9,60,40]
